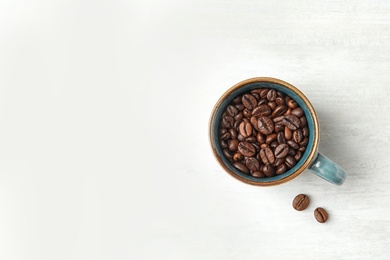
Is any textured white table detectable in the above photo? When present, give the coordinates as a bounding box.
[1,0,390,259]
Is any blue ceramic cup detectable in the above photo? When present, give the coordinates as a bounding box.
[209,77,346,186]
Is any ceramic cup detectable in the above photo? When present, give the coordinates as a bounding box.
[209,77,347,186]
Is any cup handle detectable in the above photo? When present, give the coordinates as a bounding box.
[308,153,347,185]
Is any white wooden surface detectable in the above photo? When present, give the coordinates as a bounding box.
[1,0,390,259]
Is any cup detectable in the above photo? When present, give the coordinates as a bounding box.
[209,77,347,186]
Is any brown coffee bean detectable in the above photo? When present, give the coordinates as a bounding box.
[252,142,260,152]
[238,142,256,157]
[260,89,269,98]
[235,103,244,111]
[220,132,231,140]
[222,115,234,128]
[285,155,297,168]
[294,150,302,161]
[237,134,245,141]
[266,133,277,144]
[285,108,292,115]
[259,147,275,164]
[239,121,253,138]
[246,136,257,143]
[298,146,306,152]
[219,128,227,135]
[274,144,289,158]
[233,152,243,161]
[242,94,257,109]
[271,105,288,118]
[252,104,271,117]
[284,127,292,140]
[267,89,277,101]
[275,163,286,174]
[287,140,299,150]
[233,162,249,174]
[226,105,239,117]
[277,132,286,144]
[274,123,284,133]
[300,116,307,127]
[252,93,260,100]
[258,98,268,106]
[245,157,260,171]
[293,129,303,143]
[276,91,285,97]
[268,101,277,110]
[283,115,301,130]
[258,116,274,135]
[273,157,285,167]
[256,132,265,144]
[270,141,279,149]
[291,107,304,117]
[243,108,252,118]
[299,137,309,146]
[223,149,233,160]
[234,112,243,121]
[287,99,298,109]
[232,96,241,104]
[275,97,285,105]
[250,89,263,95]
[263,164,275,177]
[314,207,328,223]
[289,149,296,156]
[220,140,228,149]
[260,143,269,149]
[273,115,285,123]
[228,139,239,151]
[229,128,238,139]
[292,194,310,211]
[251,171,266,178]
[234,120,242,131]
[302,127,309,137]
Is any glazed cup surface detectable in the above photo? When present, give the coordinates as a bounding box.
[209,77,320,186]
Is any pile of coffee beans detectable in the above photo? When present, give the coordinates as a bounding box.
[219,88,309,177]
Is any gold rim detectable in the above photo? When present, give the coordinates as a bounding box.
[209,77,320,186]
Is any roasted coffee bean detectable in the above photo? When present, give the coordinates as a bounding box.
[273,157,285,167]
[235,103,244,111]
[258,98,268,105]
[259,147,275,164]
[250,116,260,131]
[234,120,242,131]
[289,149,296,156]
[274,144,289,159]
[291,107,304,117]
[239,121,253,138]
[287,99,298,109]
[243,108,252,118]
[300,116,307,127]
[245,157,260,171]
[314,207,328,223]
[229,128,238,139]
[226,105,239,117]
[298,146,306,152]
[285,108,292,115]
[285,127,292,140]
[223,149,233,160]
[293,129,303,143]
[276,91,285,97]
[260,89,269,98]
[242,94,257,109]
[234,112,243,121]
[233,152,243,161]
[237,134,245,141]
[302,127,309,137]
[252,142,260,152]
[219,128,227,135]
[275,97,285,105]
[246,136,257,143]
[220,132,231,140]
[283,115,301,130]
[292,194,310,211]
[268,101,277,110]
[273,115,285,123]
[271,105,288,118]
[270,141,279,149]
[233,96,242,104]
[260,143,269,149]
[252,104,271,117]
[252,93,260,100]
[220,140,228,149]
[276,164,287,175]
[238,142,256,157]
[250,89,263,95]
[300,137,308,146]
[287,140,299,150]
[222,115,234,128]
[251,171,266,178]
[263,164,275,177]
[267,89,277,101]
[266,133,277,144]
[233,162,249,174]
[274,123,284,133]
[277,132,286,144]
[256,132,265,144]
[285,155,297,168]
[294,150,302,161]
[228,139,239,151]
[258,116,274,135]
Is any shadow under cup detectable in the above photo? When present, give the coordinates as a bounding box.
[210,79,319,186]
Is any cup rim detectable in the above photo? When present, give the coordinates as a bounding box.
[209,77,320,186]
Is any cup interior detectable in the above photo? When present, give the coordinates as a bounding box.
[210,79,318,185]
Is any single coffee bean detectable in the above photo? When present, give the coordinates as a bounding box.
[226,105,239,117]
[233,162,249,174]
[283,115,301,130]
[276,163,287,175]
[267,89,277,101]
[273,157,285,167]
[246,136,257,143]
[302,127,309,137]
[300,116,307,127]
[256,132,265,144]
[229,128,238,139]
[235,103,244,111]
[239,121,253,138]
[258,116,274,135]
[238,142,256,157]
[252,104,271,117]
[222,115,235,128]
[250,89,263,95]
[233,96,242,104]
[260,89,269,98]
[220,132,231,140]
[252,93,260,100]
[276,91,285,97]
[287,140,299,150]
[260,143,269,149]
[243,108,252,118]
[258,98,268,105]
[234,112,243,121]
[294,150,302,161]
[271,105,288,118]
[242,94,257,109]
[268,101,277,110]
[266,133,277,144]
[298,146,306,152]
[291,107,304,117]
[219,128,227,135]
[285,155,297,168]
[285,108,292,115]
[234,120,242,131]
[252,142,260,152]
[270,141,279,149]
[292,194,310,211]
[237,134,245,141]
[274,144,289,158]
[220,140,228,149]
[287,99,298,109]
[277,132,286,144]
[273,115,285,123]
[259,147,275,164]
[233,152,243,161]
[228,139,239,151]
[284,127,292,140]
[299,137,309,146]
[289,149,296,156]
[223,149,233,160]
[275,96,285,105]
[314,207,328,223]
[245,157,260,171]
[263,164,275,177]
[251,171,266,178]
[274,123,284,133]
[293,129,303,143]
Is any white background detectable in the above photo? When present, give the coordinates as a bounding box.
[1,0,390,259]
